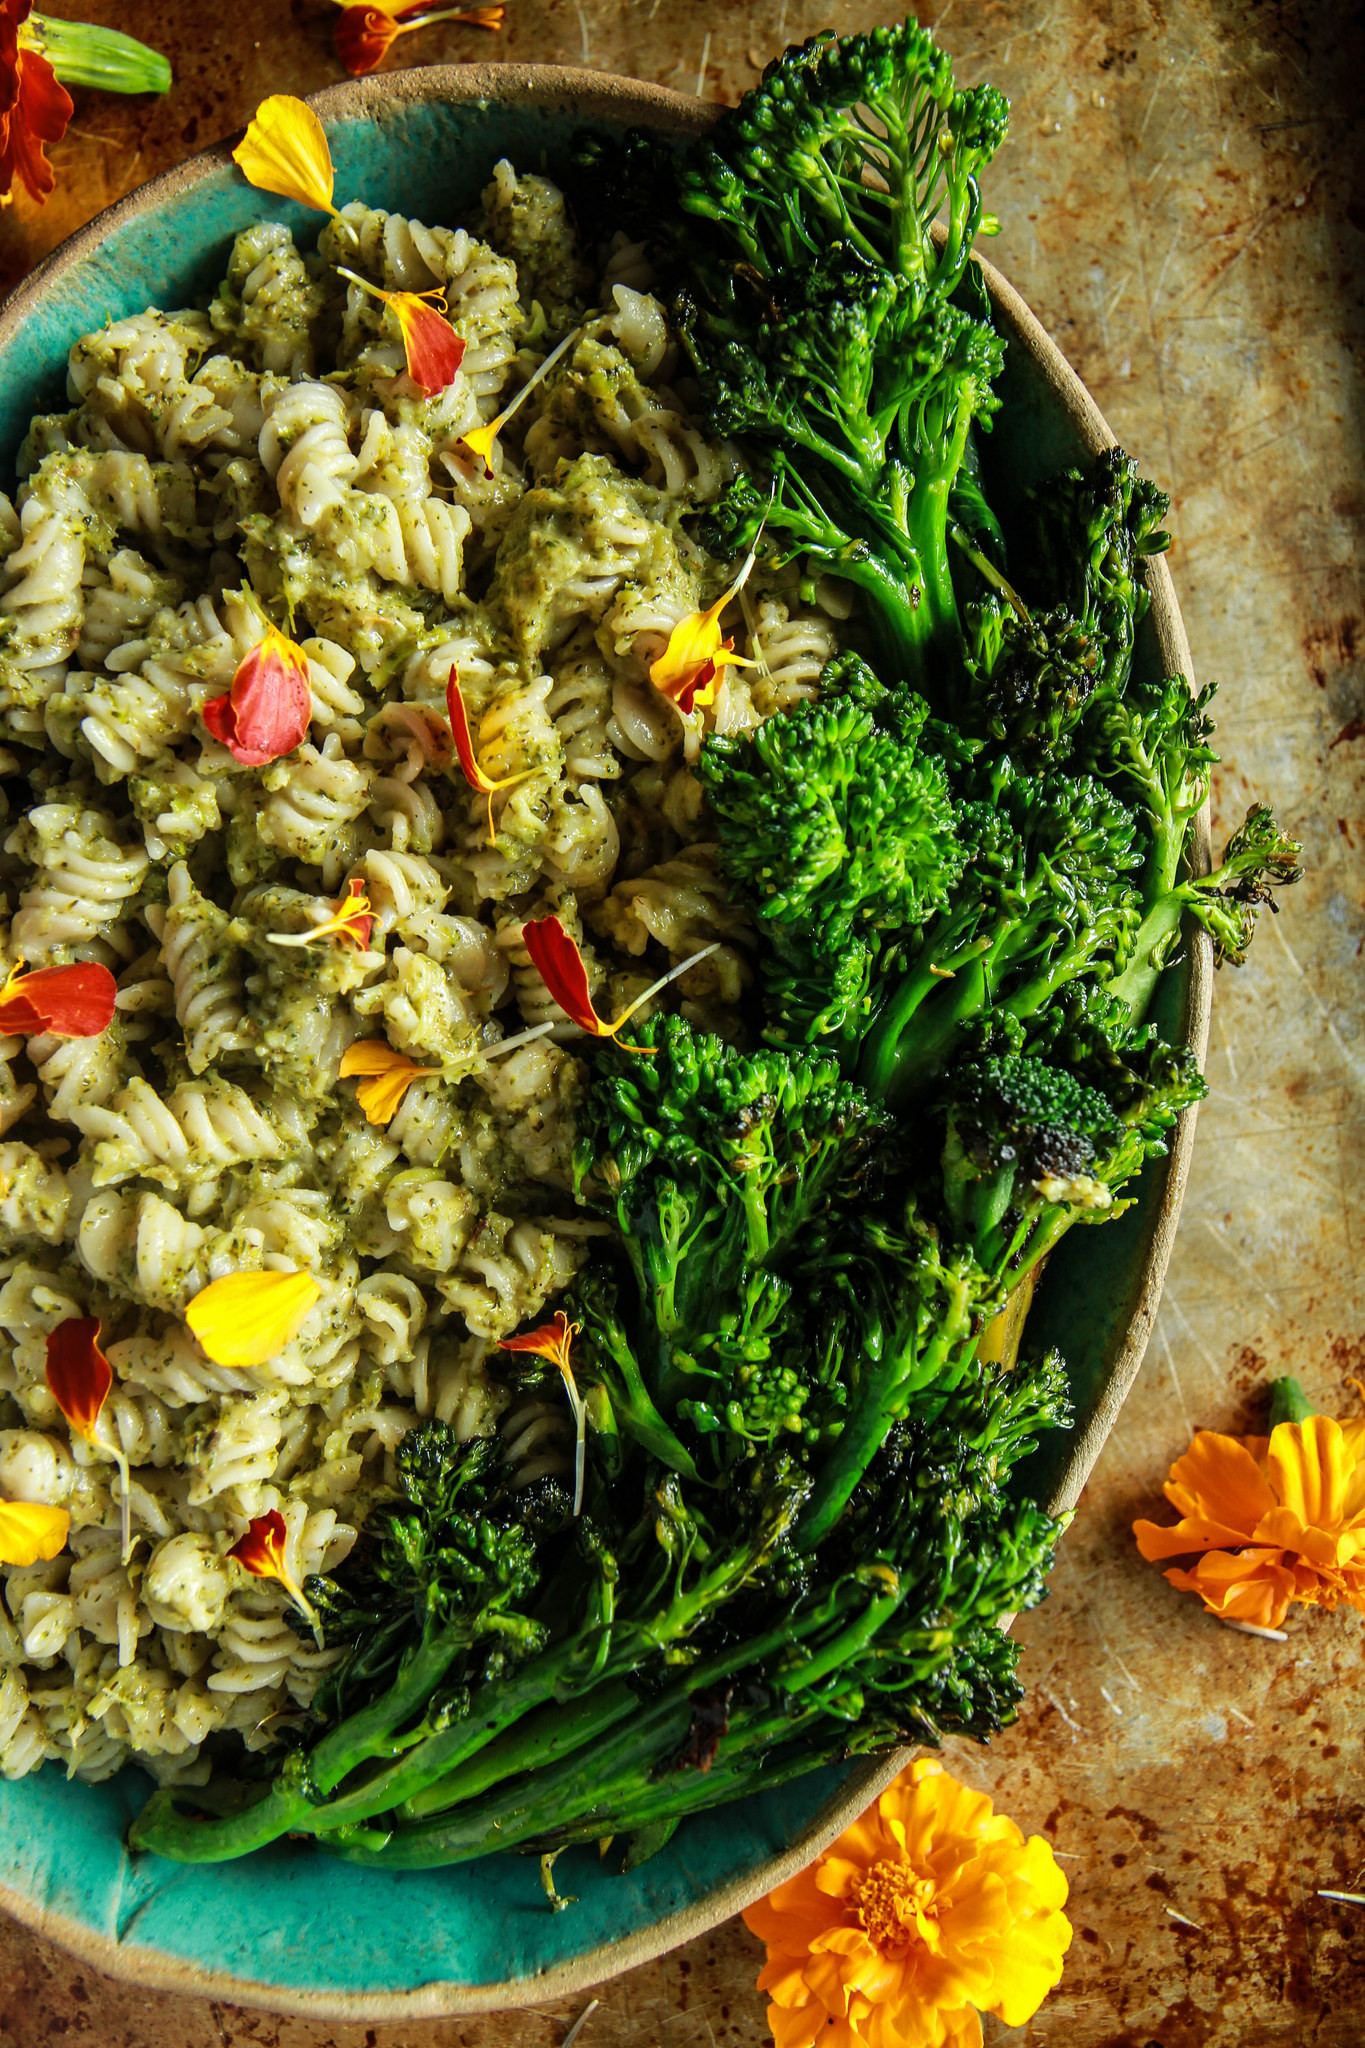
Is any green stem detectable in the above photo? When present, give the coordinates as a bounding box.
[1268,1376,1314,1428]
[398,1679,639,1821]
[28,16,171,94]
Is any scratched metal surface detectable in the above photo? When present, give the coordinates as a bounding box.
[0,2,1362,2043]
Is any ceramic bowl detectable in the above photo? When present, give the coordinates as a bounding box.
[0,64,1212,2021]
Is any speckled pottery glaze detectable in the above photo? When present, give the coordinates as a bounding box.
[0,65,1211,2023]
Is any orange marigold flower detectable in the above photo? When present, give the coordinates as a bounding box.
[0,1,72,208]
[338,1039,441,1125]
[742,1758,1071,2048]
[268,878,375,953]
[46,1315,132,1561]
[333,3,505,79]
[232,93,339,215]
[0,1498,69,1566]
[446,665,535,844]
[185,1270,321,1368]
[1134,1383,1365,1631]
[501,1310,587,1514]
[228,1508,318,1630]
[0,958,116,1037]
[650,548,759,717]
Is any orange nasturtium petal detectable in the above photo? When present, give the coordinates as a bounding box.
[500,1312,587,1514]
[333,5,505,80]
[0,1499,69,1568]
[45,1316,112,1442]
[335,266,466,394]
[0,960,116,1037]
[203,620,312,767]
[228,1508,318,1628]
[232,94,339,215]
[446,666,535,843]
[650,551,760,716]
[339,1040,441,1125]
[0,15,72,209]
[186,1271,321,1368]
[268,878,375,953]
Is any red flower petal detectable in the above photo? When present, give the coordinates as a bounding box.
[391,294,466,394]
[521,915,605,1038]
[45,1316,112,1443]
[204,623,311,766]
[446,666,494,797]
[333,6,400,75]
[0,962,117,1038]
[0,27,72,208]
[501,1310,576,1372]
[228,1508,290,1580]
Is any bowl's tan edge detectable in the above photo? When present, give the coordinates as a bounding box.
[0,66,1212,2023]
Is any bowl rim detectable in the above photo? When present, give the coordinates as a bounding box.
[0,58,1213,2022]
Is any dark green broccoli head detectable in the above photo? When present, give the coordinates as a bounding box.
[965,597,1101,766]
[1019,447,1170,693]
[699,690,964,953]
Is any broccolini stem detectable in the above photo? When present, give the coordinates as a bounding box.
[397,1679,639,1821]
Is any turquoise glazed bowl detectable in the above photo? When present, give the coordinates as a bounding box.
[0,66,1211,2021]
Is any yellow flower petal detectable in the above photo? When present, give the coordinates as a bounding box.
[0,1498,70,1566]
[186,1270,321,1367]
[233,94,337,214]
[338,1039,440,1124]
[1266,1414,1354,1531]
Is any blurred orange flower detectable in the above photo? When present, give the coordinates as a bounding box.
[743,1758,1070,2048]
[332,3,505,79]
[1134,1401,1365,1630]
[0,1,71,206]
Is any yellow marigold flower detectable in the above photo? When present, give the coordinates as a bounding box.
[649,547,759,717]
[458,325,578,474]
[742,1758,1071,2048]
[1134,1379,1365,1630]
[0,1498,69,1567]
[186,1270,321,1368]
[233,93,339,216]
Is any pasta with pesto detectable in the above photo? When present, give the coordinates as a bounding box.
[0,154,855,1788]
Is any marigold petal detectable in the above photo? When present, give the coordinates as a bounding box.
[767,2005,836,2048]
[204,624,312,766]
[0,961,116,1037]
[392,294,466,393]
[446,668,497,796]
[0,1498,70,1567]
[186,1270,321,1367]
[1162,1429,1278,1537]
[500,1311,576,1372]
[522,915,605,1037]
[1265,1414,1354,1530]
[460,418,498,474]
[1163,1546,1298,1628]
[233,94,336,212]
[45,1316,112,1441]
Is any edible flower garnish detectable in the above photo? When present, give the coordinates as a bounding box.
[742,1756,1072,2048]
[501,1311,587,1516]
[459,326,579,475]
[186,1271,321,1369]
[232,93,341,216]
[333,3,505,79]
[335,266,466,395]
[522,915,719,1054]
[0,959,116,1037]
[46,1316,132,1562]
[446,666,535,844]
[1,7,170,208]
[268,878,374,953]
[0,1498,68,1566]
[202,616,312,767]
[649,546,759,717]
[229,1509,319,1633]
[1134,1376,1365,1631]
[338,1040,441,1125]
